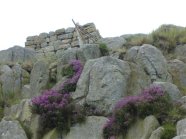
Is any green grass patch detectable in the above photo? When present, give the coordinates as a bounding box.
[161,123,176,139]
[61,65,74,77]
[99,43,109,56]
[124,24,186,53]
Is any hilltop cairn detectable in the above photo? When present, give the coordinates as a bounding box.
[25,21,101,51]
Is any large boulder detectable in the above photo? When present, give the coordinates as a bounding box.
[30,60,49,97]
[125,44,172,83]
[168,59,186,94]
[4,99,32,122]
[0,64,22,95]
[124,115,160,139]
[173,118,186,139]
[64,116,107,139]
[100,37,126,49]
[173,135,186,139]
[4,99,40,139]
[42,116,107,139]
[21,85,31,99]
[127,63,151,96]
[57,44,101,81]
[153,82,182,101]
[179,96,186,111]
[149,127,164,139]
[42,129,59,139]
[0,119,28,139]
[175,44,186,62]
[73,56,131,114]
[0,46,35,64]
[176,118,186,136]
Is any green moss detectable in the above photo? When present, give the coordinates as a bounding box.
[61,65,74,77]
[99,43,109,56]
[46,81,56,90]
[161,123,176,139]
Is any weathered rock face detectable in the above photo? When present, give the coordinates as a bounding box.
[0,119,28,139]
[4,99,32,122]
[57,44,101,81]
[175,44,186,62]
[124,115,160,139]
[21,85,31,99]
[149,127,164,139]
[176,118,186,136]
[179,96,186,111]
[173,118,186,139]
[173,135,186,139]
[30,60,49,97]
[64,116,107,139]
[168,59,186,94]
[125,44,172,83]
[73,56,131,114]
[0,46,35,64]
[0,64,22,95]
[3,99,40,139]
[153,82,182,101]
[100,37,126,49]
[42,116,107,139]
[42,129,59,139]
[127,63,151,96]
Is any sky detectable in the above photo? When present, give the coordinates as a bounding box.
[0,0,186,51]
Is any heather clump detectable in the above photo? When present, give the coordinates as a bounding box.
[103,85,172,139]
[60,60,83,93]
[31,90,72,131]
[31,59,84,137]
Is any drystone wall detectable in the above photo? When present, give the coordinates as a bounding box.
[25,23,101,51]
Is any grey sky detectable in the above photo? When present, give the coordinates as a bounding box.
[0,0,186,50]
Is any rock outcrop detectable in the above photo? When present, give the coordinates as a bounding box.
[173,118,186,139]
[125,44,172,83]
[64,116,107,139]
[124,115,160,139]
[56,44,101,81]
[149,127,164,139]
[100,37,126,49]
[168,59,186,94]
[0,119,28,139]
[2,23,186,139]
[29,60,49,97]
[0,46,35,64]
[153,82,182,101]
[175,44,186,62]
[73,56,131,114]
[0,64,26,96]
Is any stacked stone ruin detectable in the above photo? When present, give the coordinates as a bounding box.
[25,23,101,51]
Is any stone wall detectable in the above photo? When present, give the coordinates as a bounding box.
[25,23,101,51]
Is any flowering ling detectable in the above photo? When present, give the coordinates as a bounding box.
[60,60,83,93]
[31,59,84,131]
[103,85,170,139]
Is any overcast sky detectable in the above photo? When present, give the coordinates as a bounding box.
[0,0,186,50]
